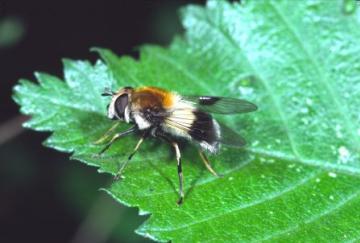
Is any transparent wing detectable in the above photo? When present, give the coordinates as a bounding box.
[163,109,210,141]
[218,122,246,147]
[164,111,247,148]
[184,96,257,114]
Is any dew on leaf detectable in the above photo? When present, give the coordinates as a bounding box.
[12,1,360,241]
[342,0,357,15]
[300,107,309,114]
[338,146,350,164]
[328,172,337,178]
[335,124,343,138]
[288,164,296,168]
[252,140,259,146]
[306,97,313,106]
[238,86,254,96]
[301,117,309,125]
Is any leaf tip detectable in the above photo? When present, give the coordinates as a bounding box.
[135,227,166,243]
[99,188,134,208]
[33,71,46,81]
[11,84,22,104]
[90,46,103,53]
[61,57,85,69]
[33,71,45,83]
[12,79,34,104]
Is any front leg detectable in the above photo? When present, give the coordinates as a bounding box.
[98,126,137,155]
[114,130,149,180]
[93,122,120,144]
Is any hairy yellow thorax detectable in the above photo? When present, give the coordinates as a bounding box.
[133,86,175,109]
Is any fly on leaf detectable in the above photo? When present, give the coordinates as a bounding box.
[98,86,257,204]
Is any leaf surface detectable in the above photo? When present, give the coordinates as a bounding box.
[13,0,360,242]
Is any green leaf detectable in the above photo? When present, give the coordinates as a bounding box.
[13,0,360,242]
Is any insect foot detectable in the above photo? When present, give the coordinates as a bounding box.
[92,153,103,159]
[177,196,184,206]
[113,173,125,181]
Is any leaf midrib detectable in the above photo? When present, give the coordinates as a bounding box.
[147,11,360,175]
[198,9,301,159]
[268,1,360,151]
[65,60,102,103]
[23,89,102,115]
[187,4,360,174]
[248,148,360,175]
[144,48,214,95]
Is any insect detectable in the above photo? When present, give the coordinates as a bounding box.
[98,86,257,204]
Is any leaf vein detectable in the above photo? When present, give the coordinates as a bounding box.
[149,172,319,232]
[269,1,360,148]
[261,189,360,241]
[197,12,301,159]
[150,50,213,94]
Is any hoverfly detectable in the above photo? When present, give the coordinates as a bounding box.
[98,86,257,204]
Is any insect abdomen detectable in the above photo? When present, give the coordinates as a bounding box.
[189,111,220,153]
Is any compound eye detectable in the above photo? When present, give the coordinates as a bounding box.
[114,94,128,118]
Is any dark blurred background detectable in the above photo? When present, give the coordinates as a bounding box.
[0,1,204,242]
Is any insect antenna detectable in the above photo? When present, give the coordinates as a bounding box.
[101,87,116,96]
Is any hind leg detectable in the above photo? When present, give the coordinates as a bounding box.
[199,150,221,177]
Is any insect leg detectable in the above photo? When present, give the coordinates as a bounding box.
[172,142,184,205]
[94,122,121,144]
[98,126,137,155]
[154,130,184,205]
[114,131,148,180]
[199,150,220,177]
